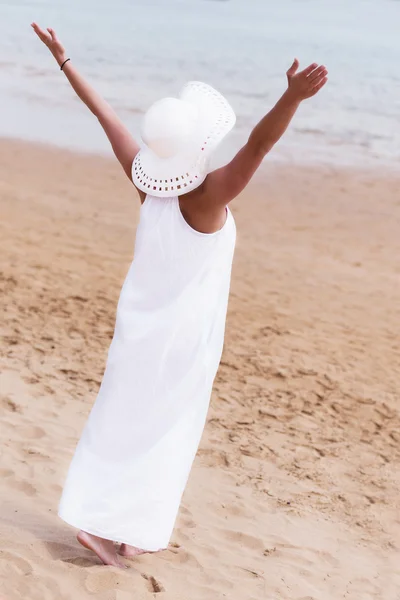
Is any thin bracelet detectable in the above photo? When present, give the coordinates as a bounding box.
[60,58,71,71]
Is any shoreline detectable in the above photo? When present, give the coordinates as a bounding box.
[1,134,399,180]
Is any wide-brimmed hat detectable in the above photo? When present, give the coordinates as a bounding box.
[132,81,236,198]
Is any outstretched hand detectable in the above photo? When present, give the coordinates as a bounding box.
[286,59,328,100]
[31,22,66,65]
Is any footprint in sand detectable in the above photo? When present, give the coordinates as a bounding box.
[23,375,41,385]
[19,425,46,440]
[167,546,203,568]
[63,556,97,568]
[271,541,340,569]
[68,327,85,341]
[23,448,50,461]
[2,570,69,600]
[43,385,55,395]
[0,468,13,478]
[180,517,197,529]
[222,500,247,517]
[59,368,79,380]
[8,480,37,497]
[141,573,165,593]
[1,396,21,413]
[0,551,33,577]
[45,541,83,561]
[180,505,192,517]
[178,506,197,528]
[84,570,119,593]
[220,529,265,552]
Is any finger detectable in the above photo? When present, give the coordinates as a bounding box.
[47,27,58,41]
[308,66,327,83]
[31,22,40,35]
[311,73,328,88]
[287,57,299,72]
[310,76,328,96]
[286,58,299,77]
[31,22,46,36]
[31,22,50,43]
[300,62,319,77]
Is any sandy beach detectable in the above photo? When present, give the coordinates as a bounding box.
[1,138,400,599]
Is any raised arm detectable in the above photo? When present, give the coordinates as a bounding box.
[31,23,142,191]
[203,59,328,205]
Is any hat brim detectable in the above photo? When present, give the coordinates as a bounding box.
[132,82,236,198]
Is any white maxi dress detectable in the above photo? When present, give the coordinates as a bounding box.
[58,194,236,551]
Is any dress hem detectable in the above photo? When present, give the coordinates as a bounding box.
[58,510,168,553]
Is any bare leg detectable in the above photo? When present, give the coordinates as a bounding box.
[77,530,127,568]
[119,543,166,558]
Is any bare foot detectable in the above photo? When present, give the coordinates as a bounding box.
[77,530,127,568]
[119,543,166,558]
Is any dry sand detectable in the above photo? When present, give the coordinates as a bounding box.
[1,138,400,599]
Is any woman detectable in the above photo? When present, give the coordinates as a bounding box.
[32,22,328,568]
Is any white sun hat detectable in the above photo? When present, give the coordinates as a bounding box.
[132,81,236,198]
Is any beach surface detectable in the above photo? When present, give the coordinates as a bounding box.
[1,138,400,599]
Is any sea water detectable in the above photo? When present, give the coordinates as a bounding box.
[1,0,399,168]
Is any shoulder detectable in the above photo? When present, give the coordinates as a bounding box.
[202,141,265,206]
